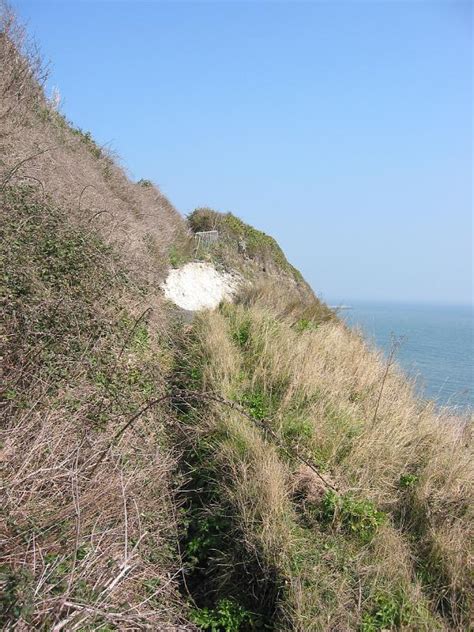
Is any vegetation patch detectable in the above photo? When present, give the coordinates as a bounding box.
[190,598,259,632]
[241,387,275,421]
[360,590,421,632]
[0,186,182,629]
[318,490,385,543]
[294,317,319,332]
[137,178,153,187]
[188,207,304,282]
[168,242,193,268]
[231,318,252,349]
[399,472,419,489]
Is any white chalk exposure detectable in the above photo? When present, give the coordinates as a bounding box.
[162,262,238,311]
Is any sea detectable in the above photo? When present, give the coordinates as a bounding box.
[337,302,473,412]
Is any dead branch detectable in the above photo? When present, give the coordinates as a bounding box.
[1,145,62,190]
[90,389,338,491]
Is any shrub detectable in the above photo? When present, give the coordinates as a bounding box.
[399,473,419,489]
[190,598,256,632]
[360,591,415,631]
[232,319,251,348]
[319,491,385,543]
[137,178,153,187]
[187,208,304,281]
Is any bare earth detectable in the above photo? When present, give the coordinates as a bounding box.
[162,262,239,311]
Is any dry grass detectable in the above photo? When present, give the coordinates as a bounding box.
[0,1,187,287]
[1,406,183,630]
[0,187,192,629]
[182,291,472,629]
[0,1,46,139]
[0,8,194,626]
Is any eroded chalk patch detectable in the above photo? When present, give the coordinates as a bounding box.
[162,262,239,311]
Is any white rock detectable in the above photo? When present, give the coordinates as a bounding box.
[162,262,238,311]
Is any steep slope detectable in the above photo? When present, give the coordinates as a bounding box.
[1,187,190,629]
[174,285,472,630]
[1,7,192,628]
[0,3,187,285]
[1,6,472,631]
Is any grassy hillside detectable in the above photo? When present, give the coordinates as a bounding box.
[1,5,472,631]
[0,2,187,284]
[1,185,191,628]
[176,287,472,630]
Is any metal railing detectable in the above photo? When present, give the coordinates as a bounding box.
[194,230,219,249]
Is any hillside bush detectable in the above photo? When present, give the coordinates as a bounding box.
[0,186,186,629]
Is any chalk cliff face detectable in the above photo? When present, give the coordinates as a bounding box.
[162,262,239,311]
[1,7,472,631]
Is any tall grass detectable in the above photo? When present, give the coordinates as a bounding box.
[173,284,472,630]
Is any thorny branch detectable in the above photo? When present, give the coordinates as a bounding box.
[91,388,339,491]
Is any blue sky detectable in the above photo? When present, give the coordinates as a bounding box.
[15,0,472,304]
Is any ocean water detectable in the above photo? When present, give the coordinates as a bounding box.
[339,302,473,411]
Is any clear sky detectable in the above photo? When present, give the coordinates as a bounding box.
[14,0,473,304]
